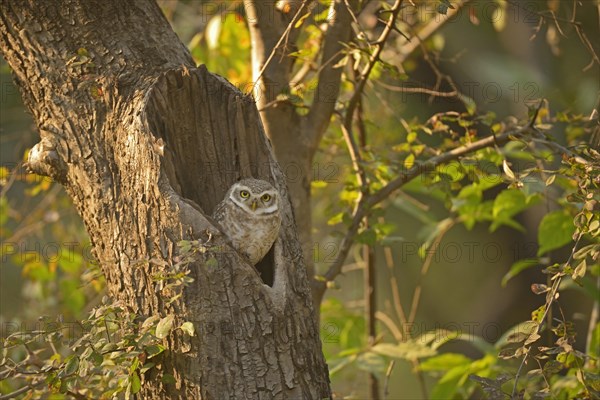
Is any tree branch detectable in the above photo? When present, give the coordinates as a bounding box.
[247,0,311,100]
[342,0,404,132]
[306,0,354,154]
[0,380,46,400]
[315,125,534,295]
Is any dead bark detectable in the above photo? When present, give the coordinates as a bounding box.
[0,0,331,398]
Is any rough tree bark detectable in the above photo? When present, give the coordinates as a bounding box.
[0,0,331,398]
[245,0,353,307]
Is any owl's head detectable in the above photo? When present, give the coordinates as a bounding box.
[228,178,279,215]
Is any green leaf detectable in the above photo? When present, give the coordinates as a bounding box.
[311,180,327,189]
[356,352,386,375]
[502,160,516,180]
[404,153,415,169]
[419,353,472,372]
[90,351,103,366]
[327,212,344,226]
[537,211,575,256]
[130,371,141,394]
[140,362,155,373]
[500,320,539,345]
[161,373,176,384]
[531,305,546,323]
[178,240,192,254]
[329,355,357,376]
[371,341,436,360]
[589,323,600,359]
[491,190,530,231]
[356,228,377,246]
[146,344,165,359]
[64,355,80,376]
[180,321,195,337]
[417,330,461,350]
[429,354,496,400]
[156,315,175,339]
[460,93,477,115]
[572,259,587,280]
[205,257,218,268]
[294,12,310,28]
[502,258,539,287]
[141,315,160,330]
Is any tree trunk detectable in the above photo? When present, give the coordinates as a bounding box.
[0,0,331,398]
[245,0,353,308]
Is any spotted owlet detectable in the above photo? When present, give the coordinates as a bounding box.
[212,178,281,265]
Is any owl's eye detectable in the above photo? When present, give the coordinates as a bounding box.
[261,194,271,202]
[240,190,250,198]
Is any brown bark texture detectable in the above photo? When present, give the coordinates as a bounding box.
[0,0,331,398]
[244,0,353,307]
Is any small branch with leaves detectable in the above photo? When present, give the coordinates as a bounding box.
[314,121,538,298]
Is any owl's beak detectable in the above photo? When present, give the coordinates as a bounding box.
[251,200,257,211]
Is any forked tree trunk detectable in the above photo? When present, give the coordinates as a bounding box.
[0,0,331,398]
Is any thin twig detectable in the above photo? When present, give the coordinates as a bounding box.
[398,0,471,61]
[506,0,599,68]
[375,311,403,341]
[0,380,46,400]
[511,232,583,398]
[383,360,396,400]
[375,80,458,98]
[249,1,311,97]
[382,242,408,338]
[407,219,455,325]
[340,122,367,194]
[343,0,404,131]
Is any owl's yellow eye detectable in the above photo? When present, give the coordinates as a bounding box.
[261,194,271,202]
[240,190,250,198]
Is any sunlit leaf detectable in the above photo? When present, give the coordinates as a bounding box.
[502,160,516,180]
[64,355,80,376]
[356,351,386,375]
[371,341,436,360]
[155,315,175,339]
[419,353,471,371]
[145,344,165,359]
[537,211,575,256]
[492,0,507,32]
[130,371,141,394]
[180,321,195,337]
[572,259,586,280]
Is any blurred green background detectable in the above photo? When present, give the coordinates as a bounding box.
[1,1,598,398]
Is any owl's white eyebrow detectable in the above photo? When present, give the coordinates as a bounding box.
[235,186,278,196]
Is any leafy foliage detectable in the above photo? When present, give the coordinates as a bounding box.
[2,0,599,398]
[0,241,199,399]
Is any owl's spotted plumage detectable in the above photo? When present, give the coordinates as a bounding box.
[212,178,281,265]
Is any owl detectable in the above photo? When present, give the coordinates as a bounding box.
[212,178,281,265]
